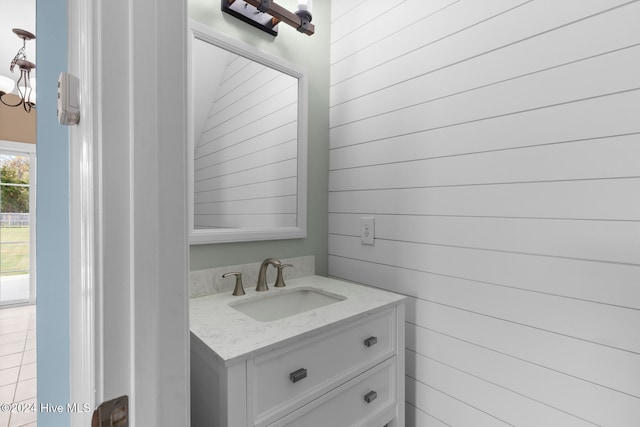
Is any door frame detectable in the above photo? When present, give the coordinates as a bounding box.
[67,0,98,422]
[67,0,189,425]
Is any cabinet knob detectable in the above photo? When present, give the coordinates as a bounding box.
[364,336,378,347]
[289,368,307,383]
[364,390,377,403]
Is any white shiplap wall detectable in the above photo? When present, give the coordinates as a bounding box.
[194,52,298,229]
[328,1,640,425]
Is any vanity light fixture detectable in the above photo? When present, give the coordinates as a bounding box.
[0,29,36,113]
[221,0,315,36]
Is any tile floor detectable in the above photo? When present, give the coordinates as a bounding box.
[0,305,36,427]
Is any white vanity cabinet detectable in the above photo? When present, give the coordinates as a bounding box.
[190,276,406,427]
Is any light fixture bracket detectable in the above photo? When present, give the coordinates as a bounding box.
[221,0,314,36]
[12,28,35,42]
[295,9,312,33]
[222,0,279,36]
[257,0,271,13]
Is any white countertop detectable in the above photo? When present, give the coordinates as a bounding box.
[190,275,406,366]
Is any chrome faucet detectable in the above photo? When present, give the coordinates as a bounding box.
[256,258,281,291]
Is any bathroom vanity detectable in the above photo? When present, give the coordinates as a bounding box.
[190,275,406,427]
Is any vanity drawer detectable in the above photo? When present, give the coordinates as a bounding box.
[269,357,397,427]
[252,308,396,425]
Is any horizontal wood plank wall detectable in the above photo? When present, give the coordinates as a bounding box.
[194,54,298,228]
[328,0,640,425]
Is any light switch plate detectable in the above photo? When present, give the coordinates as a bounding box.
[360,217,375,245]
[57,72,80,126]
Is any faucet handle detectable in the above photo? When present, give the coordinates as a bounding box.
[223,272,245,296]
[274,264,293,288]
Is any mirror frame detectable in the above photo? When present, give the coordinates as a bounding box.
[188,19,308,244]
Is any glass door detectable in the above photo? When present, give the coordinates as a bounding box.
[0,145,35,306]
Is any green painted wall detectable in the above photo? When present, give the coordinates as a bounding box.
[188,0,330,275]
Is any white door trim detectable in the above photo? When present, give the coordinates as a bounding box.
[68,0,189,425]
[68,0,100,424]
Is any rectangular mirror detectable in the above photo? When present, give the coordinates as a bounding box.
[188,20,308,244]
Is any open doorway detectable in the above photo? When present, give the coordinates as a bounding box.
[0,141,36,427]
[0,0,37,307]
[0,2,38,425]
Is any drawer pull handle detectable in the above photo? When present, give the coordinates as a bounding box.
[289,368,307,383]
[364,391,377,404]
[364,336,378,347]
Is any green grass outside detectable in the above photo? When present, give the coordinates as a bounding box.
[0,226,29,276]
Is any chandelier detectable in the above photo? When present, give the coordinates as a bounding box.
[0,29,36,113]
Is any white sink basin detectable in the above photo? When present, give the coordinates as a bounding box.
[229,287,346,322]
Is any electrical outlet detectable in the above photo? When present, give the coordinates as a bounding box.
[360,217,375,245]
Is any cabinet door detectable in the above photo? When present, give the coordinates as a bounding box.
[268,357,397,427]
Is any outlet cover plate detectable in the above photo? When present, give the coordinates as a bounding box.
[360,217,375,245]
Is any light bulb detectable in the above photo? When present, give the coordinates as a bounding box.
[0,76,15,95]
[298,0,312,12]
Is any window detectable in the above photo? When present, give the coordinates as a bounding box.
[0,141,35,306]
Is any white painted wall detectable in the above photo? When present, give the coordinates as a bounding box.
[328,1,640,425]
